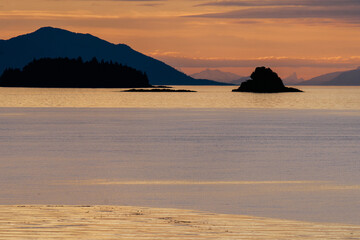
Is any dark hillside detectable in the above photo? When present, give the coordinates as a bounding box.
[0,27,227,85]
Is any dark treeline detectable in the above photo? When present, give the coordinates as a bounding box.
[0,57,151,88]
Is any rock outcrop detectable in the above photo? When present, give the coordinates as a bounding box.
[232,67,302,93]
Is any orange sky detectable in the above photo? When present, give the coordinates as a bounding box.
[1,0,360,79]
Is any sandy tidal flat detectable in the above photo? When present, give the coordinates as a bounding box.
[0,205,359,239]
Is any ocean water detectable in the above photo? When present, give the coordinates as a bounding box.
[0,85,359,109]
[0,86,359,224]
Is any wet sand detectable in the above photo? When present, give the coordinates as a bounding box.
[0,205,359,239]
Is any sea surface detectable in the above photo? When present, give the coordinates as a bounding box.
[0,86,359,224]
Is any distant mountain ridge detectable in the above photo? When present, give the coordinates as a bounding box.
[230,76,250,85]
[191,69,242,82]
[300,71,344,85]
[282,72,304,85]
[300,67,360,85]
[0,27,226,85]
[191,69,305,86]
[324,67,360,85]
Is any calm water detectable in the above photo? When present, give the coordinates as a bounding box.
[0,85,359,109]
[0,86,359,224]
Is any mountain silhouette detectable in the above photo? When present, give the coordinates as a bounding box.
[230,76,250,85]
[325,67,360,85]
[191,69,241,82]
[299,71,344,85]
[299,67,360,85]
[0,57,151,88]
[0,27,225,86]
[282,72,304,85]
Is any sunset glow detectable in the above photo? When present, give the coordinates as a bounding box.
[2,0,360,79]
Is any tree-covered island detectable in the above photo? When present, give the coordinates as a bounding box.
[0,57,151,88]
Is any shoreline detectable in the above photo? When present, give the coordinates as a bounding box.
[0,205,359,239]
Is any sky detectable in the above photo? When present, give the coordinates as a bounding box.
[1,0,360,79]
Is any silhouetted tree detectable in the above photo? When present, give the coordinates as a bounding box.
[0,57,151,88]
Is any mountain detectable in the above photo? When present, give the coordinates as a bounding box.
[300,71,344,85]
[230,76,250,85]
[325,67,360,85]
[299,67,360,85]
[191,69,242,82]
[0,27,225,86]
[282,72,304,85]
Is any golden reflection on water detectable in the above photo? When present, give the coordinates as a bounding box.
[60,179,323,185]
[59,179,360,192]
[0,86,360,109]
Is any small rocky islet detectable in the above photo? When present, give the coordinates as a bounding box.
[232,67,302,93]
[123,88,196,92]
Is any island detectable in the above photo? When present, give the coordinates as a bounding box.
[0,57,151,88]
[123,89,196,92]
[232,67,302,93]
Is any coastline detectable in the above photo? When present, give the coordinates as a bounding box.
[0,205,359,239]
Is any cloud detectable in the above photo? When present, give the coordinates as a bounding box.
[137,3,164,7]
[47,0,165,4]
[196,0,360,7]
[50,0,164,1]
[188,6,360,20]
[191,1,360,23]
[151,54,360,69]
[112,0,163,1]
[65,0,166,6]
[0,11,125,20]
